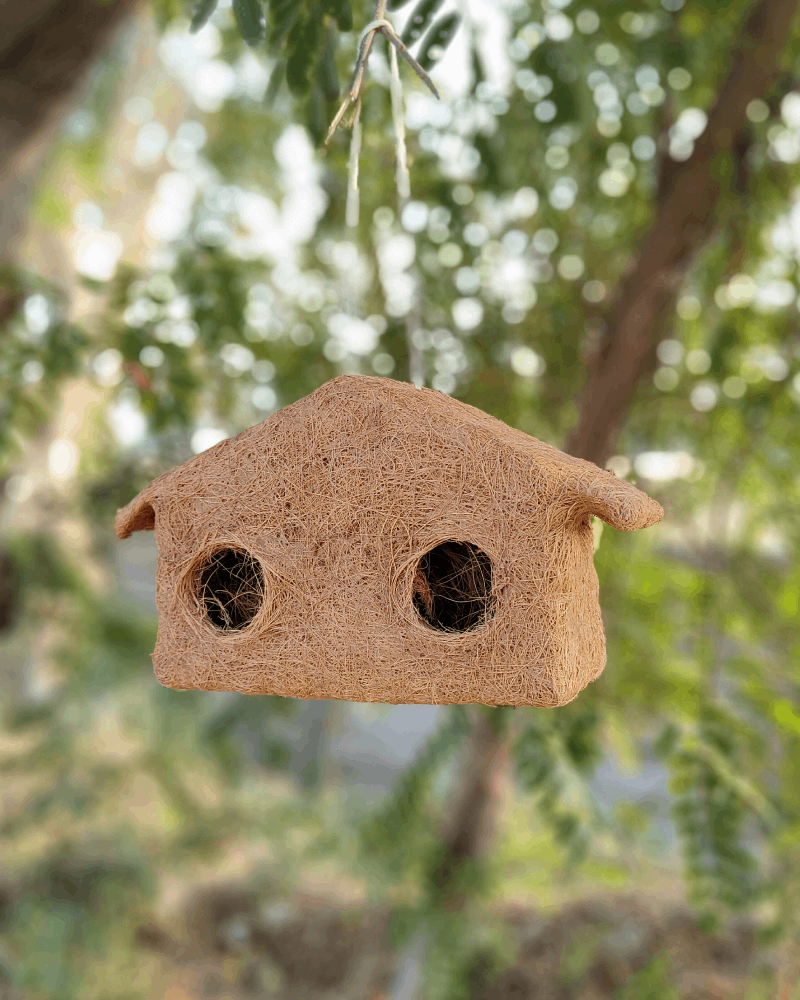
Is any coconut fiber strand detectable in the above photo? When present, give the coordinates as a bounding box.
[115,375,663,707]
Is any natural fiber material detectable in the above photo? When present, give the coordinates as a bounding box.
[115,375,663,707]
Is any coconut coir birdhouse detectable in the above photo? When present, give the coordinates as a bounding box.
[115,375,663,707]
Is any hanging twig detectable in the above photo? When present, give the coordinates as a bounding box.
[332,2,427,388]
[387,41,425,388]
[388,39,411,202]
[325,6,440,145]
[345,98,363,228]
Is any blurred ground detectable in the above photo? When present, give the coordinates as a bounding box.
[57,885,794,1000]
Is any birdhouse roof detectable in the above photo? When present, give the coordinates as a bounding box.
[116,374,662,540]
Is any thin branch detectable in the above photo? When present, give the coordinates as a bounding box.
[326,0,387,143]
[325,6,439,145]
[349,1,388,104]
[381,27,440,101]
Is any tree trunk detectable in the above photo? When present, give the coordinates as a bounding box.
[0,0,134,261]
[429,707,511,911]
[566,0,800,466]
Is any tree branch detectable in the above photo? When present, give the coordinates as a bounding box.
[566,0,800,467]
[429,707,511,910]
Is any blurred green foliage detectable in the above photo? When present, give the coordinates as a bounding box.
[186,0,459,142]
[2,0,800,995]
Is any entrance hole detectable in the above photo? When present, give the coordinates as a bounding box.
[412,541,495,633]
[195,547,264,631]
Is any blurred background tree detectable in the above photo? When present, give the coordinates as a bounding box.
[2,0,800,997]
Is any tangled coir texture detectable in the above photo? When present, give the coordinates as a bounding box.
[115,375,663,707]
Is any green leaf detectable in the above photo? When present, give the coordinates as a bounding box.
[324,0,352,32]
[233,0,264,45]
[189,0,218,33]
[286,49,310,96]
[400,0,445,47]
[308,80,328,146]
[653,722,680,759]
[774,699,800,738]
[286,15,321,96]
[269,0,302,46]
[777,581,799,619]
[264,58,285,106]
[417,12,461,71]
[318,20,339,103]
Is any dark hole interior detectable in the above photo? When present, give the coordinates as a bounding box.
[412,540,495,633]
[196,548,264,631]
